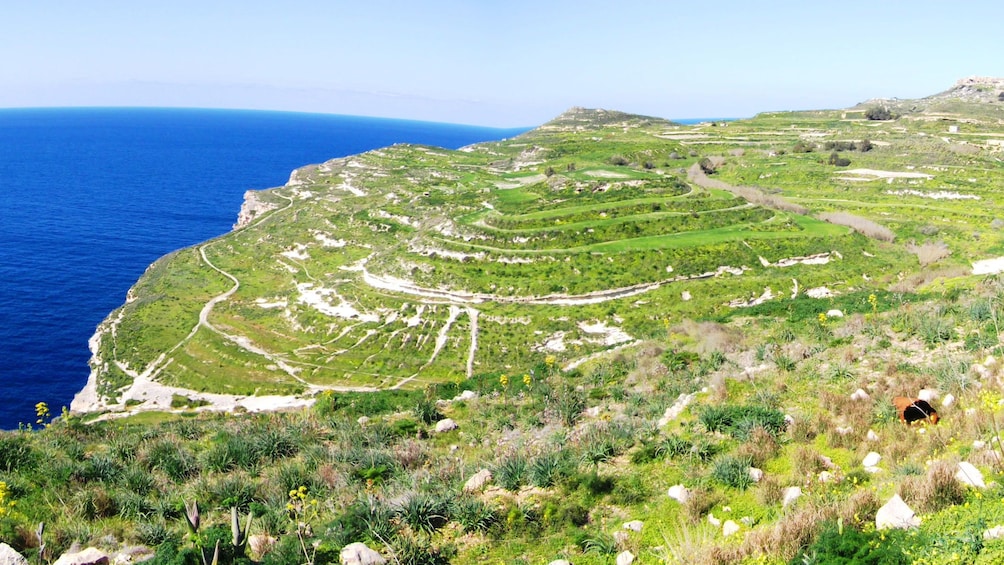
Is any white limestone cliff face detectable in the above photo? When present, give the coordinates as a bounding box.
[233,190,279,230]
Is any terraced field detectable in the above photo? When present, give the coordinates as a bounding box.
[74,93,1004,417]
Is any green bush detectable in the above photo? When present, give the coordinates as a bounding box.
[791,522,915,564]
[711,454,754,490]
[698,404,786,439]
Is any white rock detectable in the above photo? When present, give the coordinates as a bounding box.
[456,390,478,401]
[616,550,635,565]
[52,548,109,565]
[782,487,802,507]
[749,467,763,482]
[818,471,835,483]
[835,426,853,435]
[708,513,721,527]
[340,542,386,565]
[918,389,939,403]
[434,418,458,433]
[667,484,690,503]
[943,394,956,407]
[357,416,370,425]
[876,494,920,530]
[865,466,882,474]
[248,534,277,560]
[862,452,881,467]
[0,543,29,565]
[986,356,998,369]
[613,531,629,546]
[623,520,643,532]
[722,520,740,537]
[974,440,987,450]
[740,516,754,526]
[984,525,1004,540]
[658,393,694,427]
[585,406,601,417]
[957,461,987,489]
[682,291,692,301]
[548,561,572,565]
[826,309,844,318]
[850,388,869,401]
[867,430,880,442]
[784,414,795,426]
[819,455,838,470]
[463,469,493,492]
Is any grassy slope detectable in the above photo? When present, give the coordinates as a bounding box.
[19,92,1004,563]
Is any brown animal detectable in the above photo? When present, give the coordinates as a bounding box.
[893,397,939,424]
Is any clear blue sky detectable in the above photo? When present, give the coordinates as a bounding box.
[3,0,1002,127]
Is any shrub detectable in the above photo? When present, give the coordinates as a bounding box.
[859,138,874,152]
[142,440,198,482]
[906,240,951,266]
[609,155,629,166]
[0,434,34,472]
[494,454,528,491]
[865,106,893,120]
[818,212,895,242]
[413,397,442,425]
[792,521,914,564]
[452,496,498,533]
[683,487,722,523]
[698,404,787,439]
[547,386,586,426]
[529,450,574,488]
[698,157,716,174]
[712,454,755,490]
[398,492,452,534]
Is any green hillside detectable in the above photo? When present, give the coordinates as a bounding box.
[5,78,1004,564]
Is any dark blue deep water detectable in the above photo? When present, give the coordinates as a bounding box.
[0,108,528,429]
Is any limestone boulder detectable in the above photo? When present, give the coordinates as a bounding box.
[52,548,108,565]
[463,469,493,493]
[340,542,386,565]
[434,418,458,433]
[957,461,986,489]
[876,494,920,530]
[0,543,28,565]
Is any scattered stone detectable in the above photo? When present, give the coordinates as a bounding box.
[984,526,1004,540]
[957,461,986,488]
[782,487,802,507]
[862,452,881,467]
[547,561,572,565]
[667,484,690,503]
[455,390,478,401]
[818,471,835,483]
[867,430,880,442]
[585,406,601,417]
[463,469,493,493]
[784,414,795,427]
[876,494,920,530]
[850,388,869,401]
[682,291,692,301]
[0,543,28,565]
[740,516,754,526]
[749,467,763,482]
[835,426,853,436]
[974,440,987,450]
[658,393,694,427]
[248,534,277,560]
[613,531,629,546]
[722,520,740,537]
[943,394,956,408]
[340,542,386,565]
[434,418,458,433]
[708,513,721,527]
[986,356,998,369]
[52,548,109,565]
[623,520,643,532]
[357,416,370,426]
[826,309,844,318]
[918,389,939,403]
[819,455,838,470]
[616,550,635,565]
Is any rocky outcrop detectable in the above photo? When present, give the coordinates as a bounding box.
[233,190,279,230]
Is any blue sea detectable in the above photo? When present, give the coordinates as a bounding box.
[0,107,528,430]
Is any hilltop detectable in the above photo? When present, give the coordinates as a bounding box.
[1,78,1001,563]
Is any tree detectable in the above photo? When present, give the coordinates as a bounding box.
[865,106,892,120]
[859,139,873,152]
[828,152,851,167]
